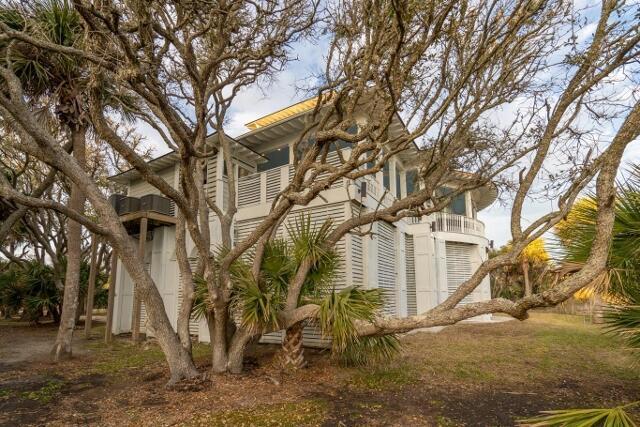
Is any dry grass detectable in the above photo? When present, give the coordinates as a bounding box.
[1,312,638,426]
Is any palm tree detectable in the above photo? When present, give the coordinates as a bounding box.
[554,165,640,342]
[554,167,640,301]
[1,0,91,360]
[193,216,399,370]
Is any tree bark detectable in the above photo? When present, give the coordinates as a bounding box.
[227,328,253,374]
[132,217,147,344]
[105,248,117,344]
[522,260,532,297]
[84,235,98,338]
[51,125,86,361]
[211,307,228,373]
[280,321,307,370]
[175,212,194,353]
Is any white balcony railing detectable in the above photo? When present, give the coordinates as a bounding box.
[428,212,485,236]
[237,165,293,208]
[237,164,351,208]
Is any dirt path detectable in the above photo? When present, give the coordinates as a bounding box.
[0,321,90,368]
[0,322,58,367]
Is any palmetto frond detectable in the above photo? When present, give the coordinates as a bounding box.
[261,238,295,294]
[232,268,283,332]
[604,295,640,355]
[1,0,83,98]
[288,215,334,266]
[338,334,401,367]
[518,402,639,426]
[553,168,640,300]
[190,275,210,321]
[317,286,399,364]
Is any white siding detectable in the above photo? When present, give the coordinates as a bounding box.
[128,166,176,198]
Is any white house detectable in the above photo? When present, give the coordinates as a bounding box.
[108,99,497,346]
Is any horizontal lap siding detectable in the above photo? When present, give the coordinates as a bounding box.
[128,166,176,198]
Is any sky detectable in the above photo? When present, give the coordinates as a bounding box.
[135,13,640,250]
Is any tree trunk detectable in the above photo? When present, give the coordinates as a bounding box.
[522,260,532,297]
[84,235,99,338]
[280,321,307,370]
[211,307,229,373]
[227,328,253,374]
[51,125,86,361]
[175,212,194,353]
[74,294,84,325]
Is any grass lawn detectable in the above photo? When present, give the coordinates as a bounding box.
[0,312,638,426]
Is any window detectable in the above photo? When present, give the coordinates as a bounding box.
[202,164,207,185]
[258,147,290,172]
[450,193,466,216]
[383,162,390,190]
[238,166,252,179]
[395,165,402,197]
[437,187,466,216]
[406,170,418,194]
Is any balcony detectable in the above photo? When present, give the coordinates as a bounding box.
[427,212,485,237]
[108,194,177,234]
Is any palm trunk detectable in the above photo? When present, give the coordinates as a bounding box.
[280,321,307,370]
[51,125,86,361]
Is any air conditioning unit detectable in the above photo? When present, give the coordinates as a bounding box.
[108,194,127,214]
[139,194,172,216]
[119,197,141,215]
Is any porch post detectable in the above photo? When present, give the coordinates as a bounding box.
[84,235,99,338]
[105,247,118,344]
[131,216,148,344]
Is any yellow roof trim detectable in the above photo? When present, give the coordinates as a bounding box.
[245,97,319,130]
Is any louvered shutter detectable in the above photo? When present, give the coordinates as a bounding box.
[235,203,347,347]
[405,234,417,316]
[445,242,473,305]
[377,221,397,316]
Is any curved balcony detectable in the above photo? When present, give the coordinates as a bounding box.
[428,212,485,237]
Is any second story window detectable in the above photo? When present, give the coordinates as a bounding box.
[438,187,467,216]
[258,147,289,172]
[406,170,418,194]
[395,165,402,197]
[383,162,390,191]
